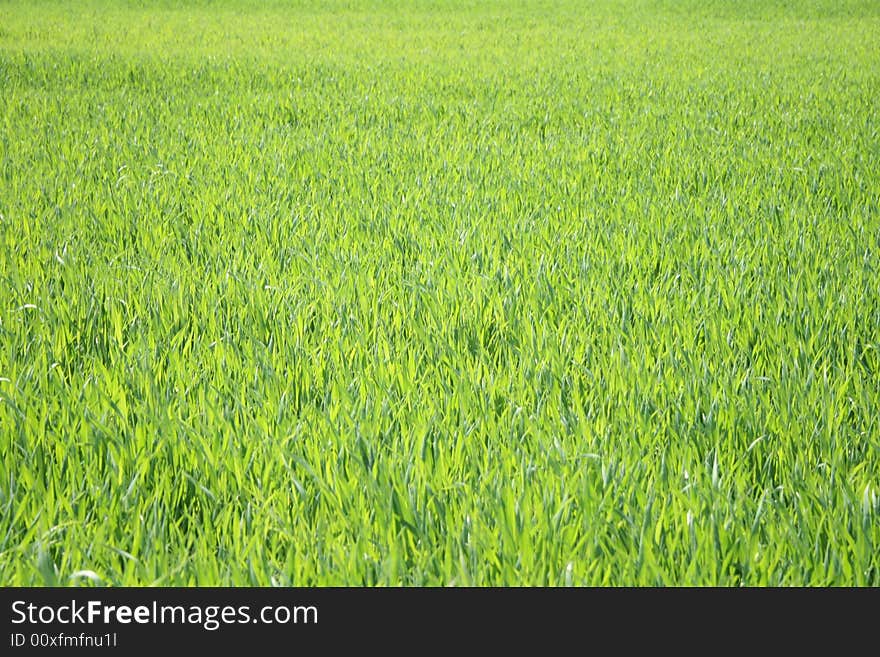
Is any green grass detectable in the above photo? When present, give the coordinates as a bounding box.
[1,0,879,586]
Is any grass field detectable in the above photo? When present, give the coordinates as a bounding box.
[1,0,879,586]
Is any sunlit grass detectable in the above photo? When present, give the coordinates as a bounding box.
[1,0,878,585]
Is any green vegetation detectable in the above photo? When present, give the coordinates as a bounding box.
[1,0,878,585]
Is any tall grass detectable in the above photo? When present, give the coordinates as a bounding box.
[1,0,878,585]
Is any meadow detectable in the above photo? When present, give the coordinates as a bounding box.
[1,0,878,585]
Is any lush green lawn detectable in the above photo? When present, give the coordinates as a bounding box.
[1,0,878,585]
